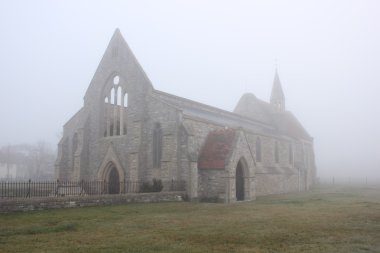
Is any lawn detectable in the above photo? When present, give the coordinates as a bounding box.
[1,186,380,253]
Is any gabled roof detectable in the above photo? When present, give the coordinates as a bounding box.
[234,92,312,140]
[63,107,87,129]
[152,90,273,130]
[153,89,312,141]
[234,93,274,124]
[272,111,312,141]
[198,128,237,169]
[84,29,152,104]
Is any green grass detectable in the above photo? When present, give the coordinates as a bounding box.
[1,186,380,252]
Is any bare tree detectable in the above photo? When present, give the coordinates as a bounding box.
[0,142,56,180]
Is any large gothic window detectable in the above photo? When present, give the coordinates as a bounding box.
[275,141,279,163]
[256,137,262,162]
[153,123,162,168]
[103,75,128,137]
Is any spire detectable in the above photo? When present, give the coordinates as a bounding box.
[270,68,285,111]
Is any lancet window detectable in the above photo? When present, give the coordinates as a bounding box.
[289,143,293,165]
[153,123,162,168]
[103,75,127,137]
[256,137,262,162]
[275,141,279,163]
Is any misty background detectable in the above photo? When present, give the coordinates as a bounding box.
[0,0,379,180]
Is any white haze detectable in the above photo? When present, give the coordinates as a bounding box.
[0,0,379,180]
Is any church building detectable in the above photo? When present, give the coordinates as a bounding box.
[55,29,317,202]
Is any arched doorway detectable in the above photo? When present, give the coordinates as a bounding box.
[236,160,245,201]
[108,165,120,194]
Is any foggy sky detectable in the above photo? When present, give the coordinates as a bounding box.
[0,0,379,179]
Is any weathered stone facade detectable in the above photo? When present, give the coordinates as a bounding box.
[55,29,317,203]
[0,192,185,213]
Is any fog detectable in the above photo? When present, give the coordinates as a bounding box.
[0,0,379,180]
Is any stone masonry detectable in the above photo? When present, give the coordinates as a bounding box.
[55,29,317,203]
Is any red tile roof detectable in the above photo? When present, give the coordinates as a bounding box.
[198,128,237,169]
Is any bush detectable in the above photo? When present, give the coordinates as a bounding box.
[152,178,163,192]
[139,178,163,193]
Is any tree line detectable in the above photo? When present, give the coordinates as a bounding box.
[0,142,56,180]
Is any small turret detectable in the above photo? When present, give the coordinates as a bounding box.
[270,69,285,111]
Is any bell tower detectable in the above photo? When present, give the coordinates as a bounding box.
[270,69,285,111]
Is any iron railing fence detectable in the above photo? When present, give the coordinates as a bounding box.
[0,179,186,199]
[317,177,380,186]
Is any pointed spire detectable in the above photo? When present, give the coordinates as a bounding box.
[270,68,285,111]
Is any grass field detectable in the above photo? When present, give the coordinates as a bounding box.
[1,186,380,253]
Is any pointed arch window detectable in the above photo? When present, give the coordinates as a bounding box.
[72,133,78,154]
[123,93,128,107]
[256,137,262,162]
[289,143,293,165]
[72,133,78,169]
[275,141,279,163]
[153,123,162,168]
[110,88,116,104]
[103,74,128,138]
[117,87,122,106]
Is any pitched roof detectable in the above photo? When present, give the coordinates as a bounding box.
[234,93,312,140]
[152,90,273,130]
[198,128,237,169]
[84,29,152,103]
[153,89,312,141]
[272,111,312,140]
[234,93,274,124]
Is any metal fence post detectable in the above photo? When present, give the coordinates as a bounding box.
[27,179,31,198]
[55,179,60,197]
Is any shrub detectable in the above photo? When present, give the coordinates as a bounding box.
[139,178,163,193]
[152,178,163,192]
[139,182,153,193]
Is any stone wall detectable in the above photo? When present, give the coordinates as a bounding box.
[0,192,185,213]
[255,174,298,196]
[55,30,317,202]
[198,169,227,202]
[142,95,181,182]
